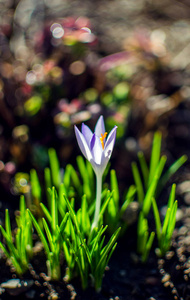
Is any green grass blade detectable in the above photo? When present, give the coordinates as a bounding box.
[27,209,50,255]
[167,184,176,209]
[76,156,87,182]
[120,185,136,217]
[167,200,178,238]
[86,160,94,190]
[44,167,52,208]
[138,151,149,190]
[63,195,80,233]
[159,155,187,194]
[162,208,171,239]
[63,164,72,192]
[137,212,148,254]
[30,169,41,203]
[42,218,54,253]
[0,226,19,262]
[16,195,26,228]
[131,162,144,203]
[70,165,82,194]
[110,169,119,211]
[137,212,144,253]
[162,185,176,237]
[152,197,162,242]
[148,131,162,187]
[143,155,167,216]
[99,191,112,220]
[63,202,92,267]
[51,187,58,233]
[90,226,107,257]
[45,167,52,189]
[0,240,10,258]
[40,203,52,224]
[15,228,21,256]
[96,227,120,272]
[81,195,91,234]
[48,148,61,188]
[142,231,155,263]
[5,209,12,242]
[59,212,70,234]
[19,195,26,218]
[76,156,91,199]
[58,184,67,217]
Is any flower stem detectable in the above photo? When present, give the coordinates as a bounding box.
[91,174,103,230]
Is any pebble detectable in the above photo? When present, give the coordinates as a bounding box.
[161,273,171,283]
[1,279,34,296]
[184,193,190,205]
[177,181,190,194]
[178,226,188,236]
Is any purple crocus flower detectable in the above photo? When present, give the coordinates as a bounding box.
[74,115,117,176]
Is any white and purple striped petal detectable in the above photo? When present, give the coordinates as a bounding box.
[90,134,103,165]
[94,115,105,137]
[81,123,93,148]
[74,125,93,162]
[104,126,117,159]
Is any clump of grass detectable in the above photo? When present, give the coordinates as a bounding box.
[0,196,33,276]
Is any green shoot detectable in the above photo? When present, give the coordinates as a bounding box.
[0,196,33,276]
[105,169,136,234]
[152,184,178,257]
[132,131,186,260]
[28,187,69,280]
[62,194,121,291]
[137,212,155,263]
[48,148,62,189]
[132,132,187,210]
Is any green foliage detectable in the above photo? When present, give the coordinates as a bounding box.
[1,139,183,290]
[152,184,178,257]
[62,195,121,291]
[44,151,95,207]
[132,131,187,216]
[48,148,62,190]
[133,131,186,261]
[137,212,155,263]
[30,169,42,210]
[27,183,120,289]
[28,187,69,280]
[105,169,136,234]
[0,196,33,276]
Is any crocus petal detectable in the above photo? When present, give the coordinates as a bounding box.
[81,123,93,147]
[94,115,105,137]
[90,134,103,165]
[104,126,117,159]
[74,125,93,162]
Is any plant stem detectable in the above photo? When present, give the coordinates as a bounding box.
[91,174,103,230]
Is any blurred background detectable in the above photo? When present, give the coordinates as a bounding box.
[1,0,190,209]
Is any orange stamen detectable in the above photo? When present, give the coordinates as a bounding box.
[100,132,107,149]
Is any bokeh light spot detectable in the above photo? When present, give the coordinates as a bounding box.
[26,71,36,85]
[69,61,85,75]
[51,23,64,39]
